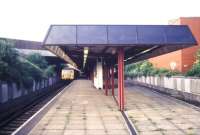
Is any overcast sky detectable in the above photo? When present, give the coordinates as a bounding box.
[0,0,199,41]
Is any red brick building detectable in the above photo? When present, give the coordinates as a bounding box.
[149,17,200,73]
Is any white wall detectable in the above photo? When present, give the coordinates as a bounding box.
[94,60,103,89]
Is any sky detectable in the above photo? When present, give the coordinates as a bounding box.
[0,0,199,42]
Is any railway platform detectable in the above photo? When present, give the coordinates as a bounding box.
[28,80,130,135]
[13,80,200,135]
[125,84,200,135]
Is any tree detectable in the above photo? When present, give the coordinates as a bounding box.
[0,39,19,82]
[196,49,200,63]
[26,53,48,69]
[44,65,56,77]
[0,39,56,89]
[26,53,56,80]
[186,50,200,77]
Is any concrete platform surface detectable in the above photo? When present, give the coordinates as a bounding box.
[28,80,130,135]
[125,85,200,135]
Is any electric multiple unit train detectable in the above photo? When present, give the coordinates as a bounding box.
[61,68,75,80]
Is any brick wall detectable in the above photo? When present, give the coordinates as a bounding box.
[149,50,182,71]
[181,17,200,72]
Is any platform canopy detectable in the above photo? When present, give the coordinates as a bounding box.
[43,25,196,70]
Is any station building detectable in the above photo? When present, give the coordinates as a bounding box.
[149,17,200,73]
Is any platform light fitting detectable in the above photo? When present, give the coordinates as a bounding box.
[84,54,87,59]
[84,47,89,55]
[83,47,89,68]
[111,48,116,55]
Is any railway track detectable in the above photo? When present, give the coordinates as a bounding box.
[0,81,69,135]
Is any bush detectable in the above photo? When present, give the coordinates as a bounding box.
[125,62,142,77]
[186,50,200,77]
[125,61,180,77]
[139,61,154,76]
[186,63,200,77]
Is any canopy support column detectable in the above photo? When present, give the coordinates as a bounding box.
[118,48,124,111]
[111,66,115,96]
[105,67,108,96]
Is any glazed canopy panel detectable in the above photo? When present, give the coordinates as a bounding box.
[43,25,196,68]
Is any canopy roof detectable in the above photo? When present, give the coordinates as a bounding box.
[43,25,197,70]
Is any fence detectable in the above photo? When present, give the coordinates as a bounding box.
[128,76,200,95]
[0,76,59,104]
[126,76,200,104]
[0,76,62,123]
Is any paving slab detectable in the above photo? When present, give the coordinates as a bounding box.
[28,80,129,135]
[125,85,200,135]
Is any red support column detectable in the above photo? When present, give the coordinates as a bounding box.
[105,67,108,96]
[118,53,120,105]
[118,48,124,111]
[108,67,111,89]
[111,66,115,96]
